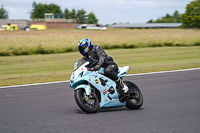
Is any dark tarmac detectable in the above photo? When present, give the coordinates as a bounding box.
[0,69,200,133]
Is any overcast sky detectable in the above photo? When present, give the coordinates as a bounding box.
[1,0,193,25]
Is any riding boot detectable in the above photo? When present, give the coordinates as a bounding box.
[115,78,128,93]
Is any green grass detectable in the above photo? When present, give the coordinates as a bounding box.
[0,29,200,56]
[0,46,200,87]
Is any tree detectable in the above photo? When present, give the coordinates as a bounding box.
[155,14,176,23]
[173,10,181,23]
[69,9,76,19]
[86,12,98,24]
[105,24,109,27]
[64,8,70,19]
[76,9,87,23]
[31,1,62,18]
[180,0,200,28]
[147,19,153,23]
[0,5,8,19]
[47,4,62,14]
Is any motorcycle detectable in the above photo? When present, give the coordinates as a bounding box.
[70,61,143,113]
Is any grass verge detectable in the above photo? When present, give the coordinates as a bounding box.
[0,46,200,87]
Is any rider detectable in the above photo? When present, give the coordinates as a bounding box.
[77,38,128,93]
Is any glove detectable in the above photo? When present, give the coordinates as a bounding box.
[88,65,101,71]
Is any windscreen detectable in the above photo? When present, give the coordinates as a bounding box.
[73,58,87,72]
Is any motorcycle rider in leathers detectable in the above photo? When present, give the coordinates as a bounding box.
[77,38,128,93]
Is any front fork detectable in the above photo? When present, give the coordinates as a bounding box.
[75,83,94,98]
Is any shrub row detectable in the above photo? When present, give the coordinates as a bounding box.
[1,29,200,56]
[0,42,200,56]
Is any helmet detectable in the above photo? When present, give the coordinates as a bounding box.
[78,38,93,56]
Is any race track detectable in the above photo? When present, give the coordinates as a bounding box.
[0,69,200,133]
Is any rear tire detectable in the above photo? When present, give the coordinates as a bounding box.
[124,81,143,110]
[74,88,99,113]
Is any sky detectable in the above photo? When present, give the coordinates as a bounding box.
[1,0,194,25]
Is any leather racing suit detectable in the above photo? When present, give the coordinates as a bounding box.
[78,45,119,82]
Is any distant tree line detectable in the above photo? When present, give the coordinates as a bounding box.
[31,2,62,18]
[31,2,98,24]
[147,10,181,23]
[147,0,200,28]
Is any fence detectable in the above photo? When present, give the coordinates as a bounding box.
[32,18,76,23]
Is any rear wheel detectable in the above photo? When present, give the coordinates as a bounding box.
[124,81,143,110]
[74,88,99,113]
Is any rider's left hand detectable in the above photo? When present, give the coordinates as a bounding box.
[88,65,101,71]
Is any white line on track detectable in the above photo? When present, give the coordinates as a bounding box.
[0,68,199,89]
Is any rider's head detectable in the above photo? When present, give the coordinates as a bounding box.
[78,38,93,56]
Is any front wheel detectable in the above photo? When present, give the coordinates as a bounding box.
[74,88,99,113]
[123,81,143,110]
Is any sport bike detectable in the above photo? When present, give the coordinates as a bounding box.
[70,61,143,113]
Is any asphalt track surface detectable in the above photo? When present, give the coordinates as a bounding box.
[0,69,200,133]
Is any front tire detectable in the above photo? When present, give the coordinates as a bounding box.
[74,88,99,113]
[124,81,143,110]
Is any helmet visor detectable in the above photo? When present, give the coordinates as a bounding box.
[79,44,89,56]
